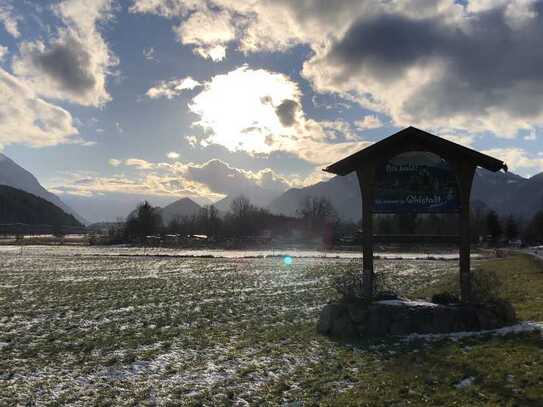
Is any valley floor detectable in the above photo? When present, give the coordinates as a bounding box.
[0,248,542,405]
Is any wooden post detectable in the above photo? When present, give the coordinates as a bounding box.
[456,163,476,303]
[357,167,375,299]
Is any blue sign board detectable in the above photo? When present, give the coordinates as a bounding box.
[374,151,460,213]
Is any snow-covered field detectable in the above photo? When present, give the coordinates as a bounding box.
[0,247,460,405]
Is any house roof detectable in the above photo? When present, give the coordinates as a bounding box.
[323,126,507,176]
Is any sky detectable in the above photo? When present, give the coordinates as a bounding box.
[1,0,543,221]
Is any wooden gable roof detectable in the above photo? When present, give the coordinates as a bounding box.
[324,126,507,176]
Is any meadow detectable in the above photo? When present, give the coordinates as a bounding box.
[0,247,542,406]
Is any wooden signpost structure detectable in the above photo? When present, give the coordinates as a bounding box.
[324,127,507,303]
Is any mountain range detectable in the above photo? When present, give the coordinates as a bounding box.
[267,168,543,220]
[0,153,203,224]
[1,151,542,224]
[213,186,283,213]
[126,197,201,223]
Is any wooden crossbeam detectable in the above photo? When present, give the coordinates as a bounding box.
[371,234,460,244]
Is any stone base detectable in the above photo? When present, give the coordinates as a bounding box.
[317,299,517,338]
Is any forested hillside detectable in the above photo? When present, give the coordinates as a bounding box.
[0,185,82,227]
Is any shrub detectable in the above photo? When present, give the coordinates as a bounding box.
[471,269,502,302]
[333,269,396,303]
[333,269,364,303]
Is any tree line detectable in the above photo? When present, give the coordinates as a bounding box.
[107,195,543,246]
[373,209,543,245]
[108,196,338,245]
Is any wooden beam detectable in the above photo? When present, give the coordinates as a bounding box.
[455,162,476,303]
[357,166,375,299]
[372,234,460,244]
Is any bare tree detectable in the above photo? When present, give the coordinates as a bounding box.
[126,201,163,241]
[229,195,255,237]
[208,205,221,238]
[298,196,337,220]
[298,196,337,237]
[230,195,252,219]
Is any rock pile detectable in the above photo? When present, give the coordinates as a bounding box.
[318,298,517,338]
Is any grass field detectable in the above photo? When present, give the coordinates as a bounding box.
[0,248,542,406]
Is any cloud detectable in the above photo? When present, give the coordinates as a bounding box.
[143,47,156,61]
[12,0,117,106]
[303,1,543,136]
[189,66,300,154]
[439,133,475,147]
[124,158,155,170]
[188,66,368,165]
[22,37,97,94]
[133,0,543,137]
[131,1,238,61]
[129,0,371,57]
[275,99,300,127]
[0,45,7,61]
[355,115,383,130]
[0,67,79,148]
[185,159,290,196]
[524,130,537,141]
[0,2,20,38]
[174,9,235,61]
[167,151,180,159]
[129,0,191,18]
[483,147,543,175]
[108,158,122,166]
[319,120,359,142]
[146,76,201,99]
[53,172,213,201]
[54,157,298,207]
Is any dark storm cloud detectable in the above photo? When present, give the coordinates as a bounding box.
[275,99,299,127]
[330,14,447,80]
[326,4,543,123]
[31,35,96,93]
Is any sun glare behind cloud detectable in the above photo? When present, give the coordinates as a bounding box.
[190,66,300,154]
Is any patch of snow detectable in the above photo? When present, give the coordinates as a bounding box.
[377,299,439,307]
[455,376,475,389]
[402,321,543,342]
[0,245,483,260]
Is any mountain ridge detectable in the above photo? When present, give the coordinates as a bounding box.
[0,154,86,224]
[159,197,202,224]
[269,168,543,220]
[0,185,82,227]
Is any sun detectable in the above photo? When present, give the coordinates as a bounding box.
[190,66,300,154]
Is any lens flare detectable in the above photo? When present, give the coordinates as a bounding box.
[283,256,293,266]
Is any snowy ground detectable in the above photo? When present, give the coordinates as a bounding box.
[0,244,483,260]
[0,247,483,405]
